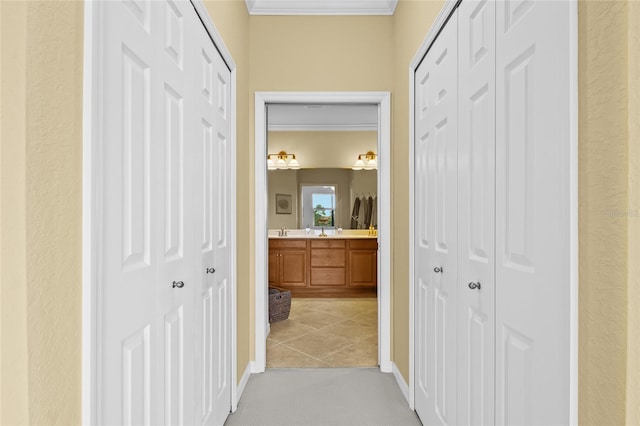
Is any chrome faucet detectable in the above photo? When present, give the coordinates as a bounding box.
[278,226,288,237]
[319,226,328,237]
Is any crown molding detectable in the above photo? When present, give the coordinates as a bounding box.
[268,123,378,132]
[245,0,398,16]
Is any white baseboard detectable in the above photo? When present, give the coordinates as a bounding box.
[380,360,392,373]
[235,361,254,410]
[392,361,410,405]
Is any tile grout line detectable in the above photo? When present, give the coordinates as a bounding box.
[269,298,379,368]
[273,342,332,367]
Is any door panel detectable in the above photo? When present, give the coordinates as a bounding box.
[99,2,232,425]
[348,251,377,287]
[268,250,278,285]
[430,13,458,426]
[122,325,151,425]
[121,46,151,271]
[199,21,233,425]
[414,9,458,426]
[457,1,496,425]
[495,1,571,424]
[415,64,433,418]
[164,307,184,425]
[280,251,308,287]
[414,2,571,425]
[157,2,199,424]
[101,2,161,423]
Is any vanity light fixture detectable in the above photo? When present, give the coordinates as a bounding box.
[352,151,377,170]
[267,151,301,170]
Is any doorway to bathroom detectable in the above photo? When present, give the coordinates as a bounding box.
[254,92,391,373]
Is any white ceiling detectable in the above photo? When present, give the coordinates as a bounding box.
[245,0,398,15]
[267,103,378,131]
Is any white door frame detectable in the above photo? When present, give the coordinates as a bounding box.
[253,91,392,373]
[82,1,239,423]
[407,0,579,421]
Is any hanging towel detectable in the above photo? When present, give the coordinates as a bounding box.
[364,196,374,228]
[350,196,360,229]
[363,197,370,228]
[371,196,377,229]
[357,197,365,229]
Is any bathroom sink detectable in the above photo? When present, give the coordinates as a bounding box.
[267,230,376,239]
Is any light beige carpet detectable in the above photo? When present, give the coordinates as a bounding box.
[224,368,422,426]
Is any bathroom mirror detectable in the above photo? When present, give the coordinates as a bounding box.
[266,104,378,230]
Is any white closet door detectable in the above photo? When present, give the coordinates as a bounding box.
[98,1,231,425]
[193,17,233,426]
[495,1,571,424]
[414,40,435,424]
[100,2,165,423]
[157,2,202,424]
[457,0,496,425]
[414,9,458,425]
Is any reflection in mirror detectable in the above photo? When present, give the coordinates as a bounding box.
[267,169,376,229]
[266,103,378,231]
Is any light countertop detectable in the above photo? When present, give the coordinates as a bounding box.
[268,229,377,239]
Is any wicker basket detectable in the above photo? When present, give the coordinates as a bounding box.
[268,287,291,323]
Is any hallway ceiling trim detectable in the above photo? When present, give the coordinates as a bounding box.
[245,0,398,15]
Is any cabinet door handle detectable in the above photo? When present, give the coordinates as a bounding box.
[325,256,330,261]
[468,282,481,290]
[434,266,443,273]
[172,280,184,289]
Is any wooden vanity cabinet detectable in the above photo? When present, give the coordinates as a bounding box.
[268,239,308,287]
[268,237,378,297]
[310,240,346,287]
[348,240,378,287]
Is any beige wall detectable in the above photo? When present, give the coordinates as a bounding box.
[250,16,394,93]
[578,1,635,424]
[391,0,445,382]
[1,2,30,424]
[1,1,84,424]
[626,2,640,424]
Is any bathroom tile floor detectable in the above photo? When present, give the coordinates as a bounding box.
[267,298,378,368]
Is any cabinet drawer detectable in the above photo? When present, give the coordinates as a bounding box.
[349,239,378,250]
[269,239,307,249]
[310,239,346,249]
[310,249,346,267]
[310,268,346,286]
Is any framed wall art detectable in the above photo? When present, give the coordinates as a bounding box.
[275,193,292,214]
